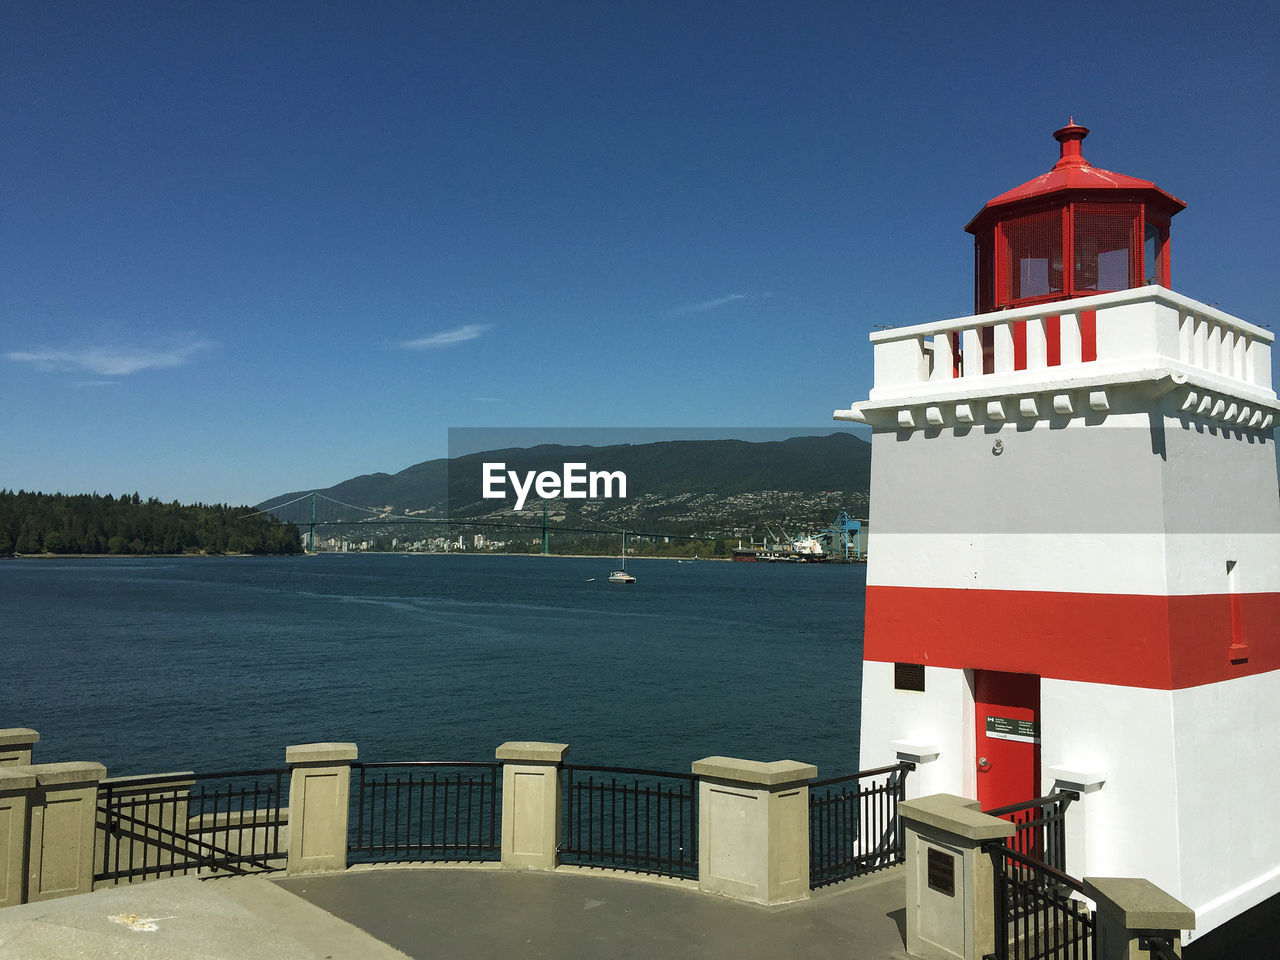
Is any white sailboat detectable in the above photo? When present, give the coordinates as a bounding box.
[608,530,635,584]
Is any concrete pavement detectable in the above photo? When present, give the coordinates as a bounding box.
[0,865,911,960]
[277,864,911,960]
[0,874,409,960]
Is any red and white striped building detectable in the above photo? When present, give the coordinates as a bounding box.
[836,122,1279,941]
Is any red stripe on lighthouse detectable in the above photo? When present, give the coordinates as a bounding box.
[865,585,1280,689]
[1080,309,1097,362]
[1045,315,1060,366]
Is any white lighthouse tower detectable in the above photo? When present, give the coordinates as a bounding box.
[836,122,1279,941]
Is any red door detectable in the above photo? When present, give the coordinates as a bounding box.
[974,670,1041,811]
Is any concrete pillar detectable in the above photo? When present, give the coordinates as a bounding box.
[23,762,107,902]
[0,768,37,906]
[496,741,567,871]
[692,756,817,906]
[1084,877,1195,960]
[899,793,1015,960]
[0,729,39,767]
[891,741,940,799]
[1046,764,1105,878]
[286,742,356,876]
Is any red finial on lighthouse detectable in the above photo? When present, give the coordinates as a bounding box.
[1052,118,1090,168]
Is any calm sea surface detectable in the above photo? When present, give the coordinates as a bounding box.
[0,555,866,778]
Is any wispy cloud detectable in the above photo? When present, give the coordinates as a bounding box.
[5,339,214,376]
[400,324,490,349]
[673,293,745,316]
[671,292,773,316]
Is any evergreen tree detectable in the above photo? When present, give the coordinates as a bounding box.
[14,520,41,554]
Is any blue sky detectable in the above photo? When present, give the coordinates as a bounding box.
[3,1,1277,506]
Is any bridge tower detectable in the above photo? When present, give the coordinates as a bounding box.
[835,122,1279,942]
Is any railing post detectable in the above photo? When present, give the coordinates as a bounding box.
[496,741,567,871]
[898,793,1015,960]
[692,756,816,905]
[993,320,1015,373]
[1061,311,1084,364]
[1026,314,1049,370]
[22,762,107,902]
[960,327,983,379]
[0,728,39,767]
[286,742,356,876]
[0,768,37,906]
[1084,877,1194,960]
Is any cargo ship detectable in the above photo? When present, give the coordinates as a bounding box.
[732,533,828,562]
[732,514,865,562]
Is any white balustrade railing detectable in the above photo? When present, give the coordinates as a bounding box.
[867,287,1273,398]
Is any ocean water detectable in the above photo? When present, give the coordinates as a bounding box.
[0,555,866,778]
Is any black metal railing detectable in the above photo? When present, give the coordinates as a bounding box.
[985,791,1078,874]
[348,762,501,862]
[560,764,698,880]
[986,844,1095,960]
[809,761,912,887]
[96,768,288,884]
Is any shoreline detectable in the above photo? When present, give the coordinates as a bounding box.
[5,552,274,560]
[3,551,732,562]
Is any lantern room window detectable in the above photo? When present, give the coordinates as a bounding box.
[1073,203,1139,293]
[1002,208,1062,303]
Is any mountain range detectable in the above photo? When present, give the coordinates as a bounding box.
[258,432,872,540]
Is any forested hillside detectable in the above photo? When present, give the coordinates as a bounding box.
[0,491,302,556]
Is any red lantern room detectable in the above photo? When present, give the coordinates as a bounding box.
[965,120,1186,314]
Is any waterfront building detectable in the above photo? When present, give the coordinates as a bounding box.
[836,122,1279,943]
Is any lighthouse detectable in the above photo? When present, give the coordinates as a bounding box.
[836,122,1279,940]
